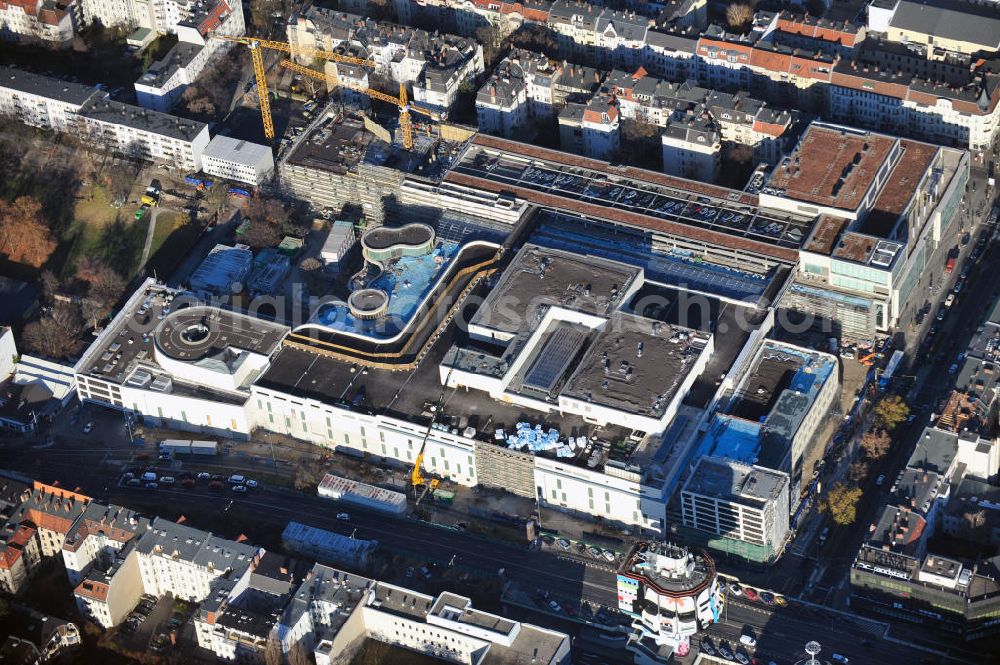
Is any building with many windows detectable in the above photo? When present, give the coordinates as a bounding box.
[770,122,968,340]
[0,0,78,44]
[679,457,791,564]
[0,66,99,133]
[200,135,274,185]
[616,542,721,663]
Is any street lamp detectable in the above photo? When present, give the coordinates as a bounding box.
[805,641,821,665]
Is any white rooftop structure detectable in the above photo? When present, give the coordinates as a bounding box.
[200,135,275,186]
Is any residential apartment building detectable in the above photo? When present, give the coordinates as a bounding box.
[76,97,210,171]
[200,135,274,186]
[286,6,483,113]
[135,517,261,603]
[0,481,90,595]
[661,114,719,182]
[0,0,78,44]
[0,66,99,133]
[877,0,1000,59]
[680,457,791,563]
[283,563,571,665]
[558,94,620,159]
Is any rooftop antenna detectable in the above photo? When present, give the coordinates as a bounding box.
[805,641,821,665]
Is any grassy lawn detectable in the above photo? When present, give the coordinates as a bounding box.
[72,182,125,227]
[146,210,203,277]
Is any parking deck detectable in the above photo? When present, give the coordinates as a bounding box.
[445,137,813,262]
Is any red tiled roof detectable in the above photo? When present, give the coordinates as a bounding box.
[0,546,23,569]
[75,579,109,602]
[9,525,35,547]
[776,13,860,48]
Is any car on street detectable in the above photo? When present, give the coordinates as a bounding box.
[127,479,141,487]
[718,643,734,660]
[759,591,775,605]
[875,474,886,486]
[587,545,602,558]
[547,600,562,613]
[245,479,258,488]
[145,482,158,489]
[405,567,414,578]
[336,513,350,521]
[197,472,211,480]
[743,587,759,601]
[949,363,959,374]
[729,583,743,596]
[208,480,223,490]
[701,639,716,657]
[232,485,247,493]
[735,651,750,665]
[831,655,849,664]
[159,477,175,484]
[83,422,94,434]
[773,595,787,607]
[556,538,571,550]
[740,633,757,648]
[602,549,616,562]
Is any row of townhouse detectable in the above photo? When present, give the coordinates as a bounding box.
[477,53,793,180]
[286,5,484,114]
[54,488,572,664]
[0,477,91,595]
[0,66,273,184]
[390,0,998,153]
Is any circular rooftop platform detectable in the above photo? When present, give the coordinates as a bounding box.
[155,307,232,362]
[348,288,390,320]
[361,223,435,262]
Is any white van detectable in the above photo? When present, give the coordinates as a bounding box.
[739,634,757,648]
[228,474,245,484]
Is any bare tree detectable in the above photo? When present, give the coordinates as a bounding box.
[288,642,311,665]
[242,219,283,249]
[726,3,753,32]
[263,633,283,665]
[22,302,84,359]
[860,429,892,460]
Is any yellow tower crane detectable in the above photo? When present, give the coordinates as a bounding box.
[215,36,374,141]
[278,59,441,150]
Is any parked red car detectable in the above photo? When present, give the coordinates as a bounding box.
[743,587,759,601]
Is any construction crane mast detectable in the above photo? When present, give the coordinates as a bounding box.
[278,59,441,150]
[215,36,374,142]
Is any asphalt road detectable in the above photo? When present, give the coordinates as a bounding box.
[1,430,987,665]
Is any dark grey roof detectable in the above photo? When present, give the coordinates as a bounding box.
[137,42,204,89]
[78,98,208,142]
[907,427,958,476]
[0,66,100,106]
[646,30,698,55]
[136,517,259,571]
[889,0,1000,50]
